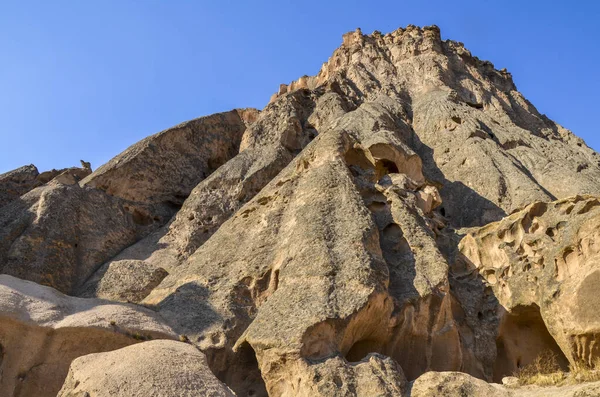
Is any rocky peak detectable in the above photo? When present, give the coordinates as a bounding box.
[270,24,515,105]
[1,24,600,397]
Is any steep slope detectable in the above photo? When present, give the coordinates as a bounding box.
[1,24,600,397]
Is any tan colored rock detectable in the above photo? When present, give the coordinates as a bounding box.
[58,340,234,397]
[0,164,39,208]
[144,116,471,395]
[459,195,600,379]
[265,353,407,397]
[0,165,90,208]
[3,24,600,397]
[408,371,600,397]
[79,86,330,299]
[409,371,512,396]
[0,181,159,293]
[82,109,259,213]
[78,259,168,303]
[272,25,600,228]
[0,275,176,397]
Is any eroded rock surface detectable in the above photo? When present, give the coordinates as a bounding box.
[0,164,91,209]
[0,181,159,293]
[82,109,258,213]
[459,195,600,379]
[0,275,176,397]
[58,340,235,397]
[408,371,600,397]
[0,165,40,208]
[1,24,600,397]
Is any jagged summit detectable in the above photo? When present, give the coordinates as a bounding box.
[270,24,515,103]
[2,25,600,397]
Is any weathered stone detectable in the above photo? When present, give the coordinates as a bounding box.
[0,164,91,208]
[408,371,600,397]
[0,165,39,208]
[459,195,600,379]
[78,259,168,303]
[2,24,600,397]
[58,340,234,397]
[409,371,512,396]
[82,109,259,214]
[0,182,160,293]
[0,275,176,397]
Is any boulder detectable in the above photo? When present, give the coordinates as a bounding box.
[0,275,176,397]
[58,340,234,397]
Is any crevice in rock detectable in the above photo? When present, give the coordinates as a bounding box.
[209,342,268,397]
[465,101,484,109]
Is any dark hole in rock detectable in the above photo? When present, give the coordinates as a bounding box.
[466,101,484,109]
[132,209,153,226]
[375,159,399,179]
[211,342,268,397]
[493,304,569,382]
[207,157,226,171]
[379,159,398,173]
[345,339,381,362]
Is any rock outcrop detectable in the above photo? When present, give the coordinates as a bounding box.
[0,164,91,209]
[58,340,235,397]
[459,195,600,379]
[0,180,158,293]
[0,275,176,396]
[1,24,600,396]
[408,371,600,397]
[81,109,259,214]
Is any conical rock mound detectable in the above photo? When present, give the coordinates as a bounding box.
[2,25,600,397]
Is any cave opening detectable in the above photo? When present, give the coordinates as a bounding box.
[493,304,569,382]
[214,342,268,397]
[345,339,381,363]
[375,159,399,179]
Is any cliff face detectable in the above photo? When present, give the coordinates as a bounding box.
[2,25,600,397]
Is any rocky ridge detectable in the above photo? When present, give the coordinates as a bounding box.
[1,24,600,396]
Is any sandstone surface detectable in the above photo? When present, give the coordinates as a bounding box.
[0,275,176,396]
[58,340,235,397]
[1,24,600,397]
[0,164,91,209]
[459,195,600,379]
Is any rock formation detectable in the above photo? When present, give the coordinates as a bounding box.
[459,195,600,378]
[0,275,176,396]
[58,340,235,397]
[1,24,600,396]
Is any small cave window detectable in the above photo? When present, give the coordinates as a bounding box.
[345,339,381,362]
[379,159,399,174]
[375,159,399,179]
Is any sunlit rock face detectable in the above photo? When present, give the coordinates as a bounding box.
[2,24,600,397]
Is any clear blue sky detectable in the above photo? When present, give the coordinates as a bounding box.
[1,1,599,173]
